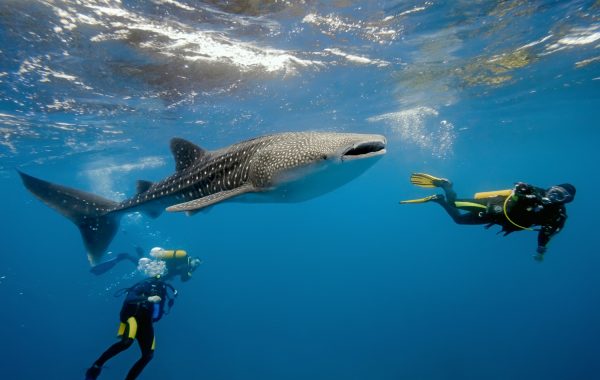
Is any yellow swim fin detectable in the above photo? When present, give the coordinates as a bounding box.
[399,194,443,204]
[409,173,451,188]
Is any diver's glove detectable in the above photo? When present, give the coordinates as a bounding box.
[148,295,162,303]
[534,246,547,262]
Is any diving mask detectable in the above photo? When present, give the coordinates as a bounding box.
[544,185,574,204]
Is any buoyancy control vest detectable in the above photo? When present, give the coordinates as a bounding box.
[116,277,177,322]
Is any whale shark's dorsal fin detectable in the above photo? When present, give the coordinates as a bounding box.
[170,137,207,172]
[136,180,153,195]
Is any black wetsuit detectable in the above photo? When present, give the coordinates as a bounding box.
[163,256,196,282]
[87,277,175,380]
[435,183,567,252]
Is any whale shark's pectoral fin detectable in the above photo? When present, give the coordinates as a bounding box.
[166,184,256,213]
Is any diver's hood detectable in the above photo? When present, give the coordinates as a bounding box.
[546,184,576,204]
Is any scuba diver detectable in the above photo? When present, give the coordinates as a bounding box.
[400,173,576,260]
[85,260,177,380]
[90,246,201,281]
[147,246,202,282]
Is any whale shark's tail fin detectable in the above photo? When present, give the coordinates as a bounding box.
[18,170,121,265]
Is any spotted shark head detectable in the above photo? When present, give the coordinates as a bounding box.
[247,132,387,199]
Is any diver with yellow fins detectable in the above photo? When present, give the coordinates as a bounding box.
[400,173,576,260]
[85,261,178,380]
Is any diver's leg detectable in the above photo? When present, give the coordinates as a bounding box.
[93,337,134,366]
[434,197,487,225]
[436,180,457,204]
[86,337,134,379]
[86,318,137,379]
[125,317,155,380]
[410,173,457,202]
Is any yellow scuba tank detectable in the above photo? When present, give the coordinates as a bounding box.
[473,189,512,199]
[150,247,188,260]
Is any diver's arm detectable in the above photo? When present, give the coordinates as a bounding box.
[180,257,200,282]
[536,208,567,253]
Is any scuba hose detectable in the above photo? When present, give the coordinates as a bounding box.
[503,192,534,231]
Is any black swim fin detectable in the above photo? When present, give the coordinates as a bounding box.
[90,257,122,275]
[90,253,138,275]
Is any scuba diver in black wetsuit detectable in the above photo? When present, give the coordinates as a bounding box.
[90,246,201,281]
[148,247,202,282]
[85,273,177,380]
[400,173,576,260]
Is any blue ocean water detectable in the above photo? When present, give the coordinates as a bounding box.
[1,1,599,379]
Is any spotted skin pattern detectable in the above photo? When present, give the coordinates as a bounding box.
[116,132,384,213]
[19,131,386,263]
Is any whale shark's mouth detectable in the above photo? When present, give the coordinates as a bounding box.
[341,140,387,161]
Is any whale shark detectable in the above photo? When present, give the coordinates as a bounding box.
[19,131,386,264]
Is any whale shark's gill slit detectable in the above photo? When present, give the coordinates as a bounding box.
[343,142,386,157]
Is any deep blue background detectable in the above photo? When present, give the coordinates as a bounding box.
[1,1,599,379]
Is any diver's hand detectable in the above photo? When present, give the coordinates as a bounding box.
[515,182,532,195]
[534,246,546,262]
[148,295,162,303]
